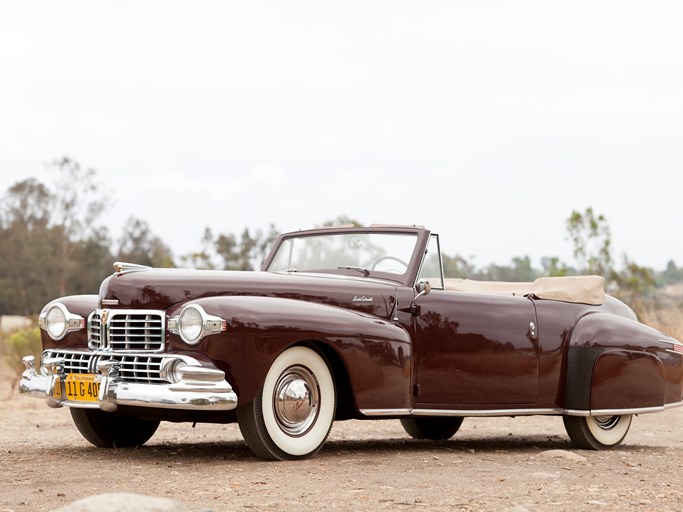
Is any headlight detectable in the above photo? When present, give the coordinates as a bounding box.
[168,304,226,345]
[38,303,85,341]
[179,307,203,344]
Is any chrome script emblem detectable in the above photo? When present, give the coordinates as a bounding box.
[352,296,374,302]
[101,299,119,306]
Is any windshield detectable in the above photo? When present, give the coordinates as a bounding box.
[267,232,418,276]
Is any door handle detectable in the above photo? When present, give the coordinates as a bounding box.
[528,321,538,340]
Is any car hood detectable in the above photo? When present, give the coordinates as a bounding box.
[98,269,398,319]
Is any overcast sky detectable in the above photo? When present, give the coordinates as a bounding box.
[1,1,681,271]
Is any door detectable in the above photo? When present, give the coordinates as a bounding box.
[414,290,539,405]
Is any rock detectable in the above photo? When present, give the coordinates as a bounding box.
[538,449,587,462]
[50,493,192,512]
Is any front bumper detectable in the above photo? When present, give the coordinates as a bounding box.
[19,354,238,412]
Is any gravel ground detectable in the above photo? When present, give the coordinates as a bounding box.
[2,371,683,512]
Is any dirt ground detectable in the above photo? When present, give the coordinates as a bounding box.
[2,367,683,512]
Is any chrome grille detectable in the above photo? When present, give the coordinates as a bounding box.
[116,355,164,383]
[48,351,92,374]
[89,312,103,349]
[88,309,165,351]
[44,350,166,384]
[109,313,164,350]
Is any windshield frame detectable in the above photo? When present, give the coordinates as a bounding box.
[262,226,432,287]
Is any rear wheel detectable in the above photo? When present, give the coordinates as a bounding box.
[70,408,160,448]
[400,416,464,440]
[237,346,336,460]
[563,414,632,449]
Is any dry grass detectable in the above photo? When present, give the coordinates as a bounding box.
[640,302,683,340]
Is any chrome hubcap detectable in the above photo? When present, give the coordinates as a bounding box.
[593,415,620,430]
[273,365,320,436]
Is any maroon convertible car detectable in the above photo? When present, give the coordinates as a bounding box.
[20,225,683,460]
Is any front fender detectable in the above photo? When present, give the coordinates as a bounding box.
[565,313,681,412]
[167,296,413,410]
[40,295,99,350]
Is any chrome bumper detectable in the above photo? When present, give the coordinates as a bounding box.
[19,355,238,412]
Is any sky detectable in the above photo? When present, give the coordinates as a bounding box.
[1,1,682,271]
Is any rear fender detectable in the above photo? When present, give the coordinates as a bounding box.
[565,313,672,412]
[167,296,413,410]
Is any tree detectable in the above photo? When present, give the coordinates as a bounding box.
[540,256,573,277]
[117,217,174,268]
[442,253,476,278]
[70,227,114,294]
[0,159,116,314]
[477,256,540,282]
[566,207,613,277]
[0,179,62,314]
[611,257,656,314]
[658,260,683,286]
[214,225,278,271]
[47,157,112,296]
[180,228,217,270]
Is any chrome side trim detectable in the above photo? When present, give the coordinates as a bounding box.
[359,407,562,417]
[359,408,411,416]
[360,403,683,418]
[587,406,666,416]
[412,408,563,417]
[563,409,591,417]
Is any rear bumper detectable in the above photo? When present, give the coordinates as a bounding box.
[19,354,238,412]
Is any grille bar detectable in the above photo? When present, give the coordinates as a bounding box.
[44,350,167,384]
[88,310,165,351]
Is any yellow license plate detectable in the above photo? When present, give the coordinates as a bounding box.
[64,374,100,402]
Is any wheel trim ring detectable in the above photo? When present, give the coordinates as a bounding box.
[272,365,320,437]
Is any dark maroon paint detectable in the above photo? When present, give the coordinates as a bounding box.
[40,225,683,422]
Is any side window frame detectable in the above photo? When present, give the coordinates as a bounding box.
[417,234,445,290]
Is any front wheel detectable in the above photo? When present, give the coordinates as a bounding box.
[400,416,464,440]
[237,346,336,461]
[563,414,632,450]
[70,408,160,448]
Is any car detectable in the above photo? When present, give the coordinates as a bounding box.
[20,224,683,460]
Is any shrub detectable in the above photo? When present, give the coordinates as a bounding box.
[3,326,42,375]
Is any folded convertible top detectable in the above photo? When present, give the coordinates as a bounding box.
[442,275,605,305]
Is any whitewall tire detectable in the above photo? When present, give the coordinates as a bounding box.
[563,414,632,450]
[237,346,336,460]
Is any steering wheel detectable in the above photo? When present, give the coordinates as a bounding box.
[371,256,409,273]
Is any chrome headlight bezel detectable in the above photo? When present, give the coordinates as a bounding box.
[168,304,227,345]
[38,302,85,341]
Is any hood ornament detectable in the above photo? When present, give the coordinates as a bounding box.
[113,261,152,274]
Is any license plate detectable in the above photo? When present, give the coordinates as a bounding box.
[64,374,100,402]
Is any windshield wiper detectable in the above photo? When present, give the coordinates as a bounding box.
[337,266,370,277]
